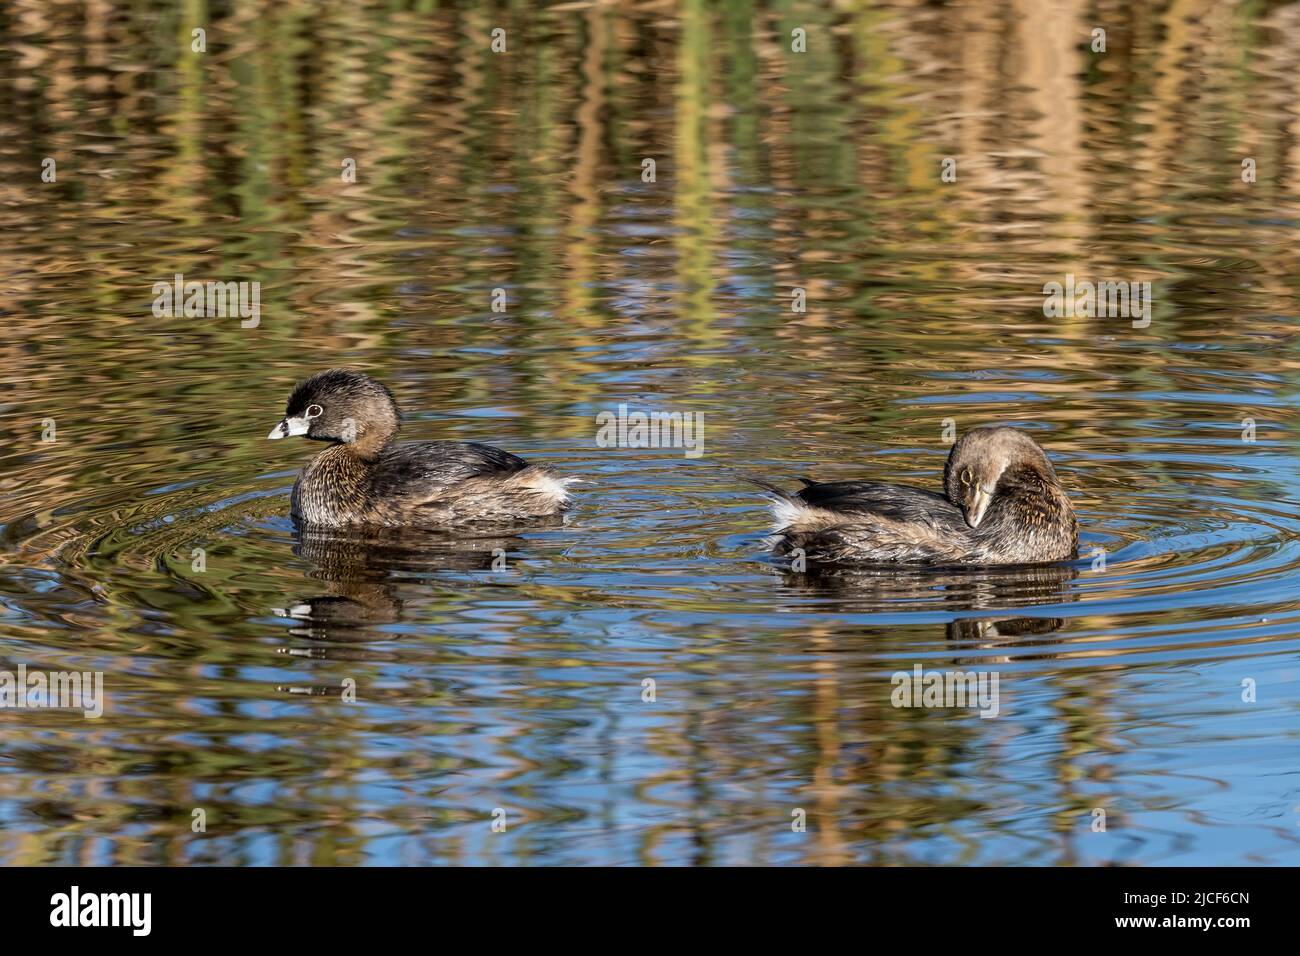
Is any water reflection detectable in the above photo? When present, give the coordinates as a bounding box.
[775,560,1078,615]
[946,614,1067,648]
[278,526,530,643]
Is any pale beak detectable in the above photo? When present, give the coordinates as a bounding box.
[267,416,311,440]
[965,486,994,529]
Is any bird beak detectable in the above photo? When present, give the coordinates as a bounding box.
[267,416,311,440]
[965,486,994,528]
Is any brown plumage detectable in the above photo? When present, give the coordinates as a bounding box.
[753,426,1078,567]
[268,369,576,529]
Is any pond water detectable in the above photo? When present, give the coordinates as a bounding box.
[2,0,1299,865]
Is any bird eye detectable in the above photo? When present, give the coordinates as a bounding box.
[305,404,324,419]
[960,468,972,486]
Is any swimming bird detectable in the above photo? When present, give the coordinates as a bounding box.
[267,369,575,528]
[752,426,1077,567]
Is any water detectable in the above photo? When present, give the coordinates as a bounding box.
[2,0,1299,866]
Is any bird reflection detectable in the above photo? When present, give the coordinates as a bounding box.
[273,524,530,645]
[774,560,1078,647]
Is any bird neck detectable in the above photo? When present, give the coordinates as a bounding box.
[345,426,394,461]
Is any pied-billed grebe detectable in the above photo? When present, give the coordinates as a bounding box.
[267,369,575,528]
[753,426,1077,567]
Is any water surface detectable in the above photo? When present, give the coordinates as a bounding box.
[2,0,1299,865]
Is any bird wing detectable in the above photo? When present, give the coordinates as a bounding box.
[372,441,529,497]
[796,480,967,530]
